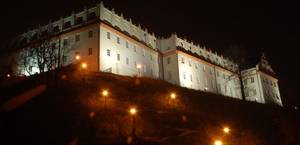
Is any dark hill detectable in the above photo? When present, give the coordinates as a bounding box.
[0,65,299,145]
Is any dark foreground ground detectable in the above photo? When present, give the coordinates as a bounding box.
[0,65,300,145]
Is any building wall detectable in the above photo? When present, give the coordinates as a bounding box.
[99,23,160,78]
[242,68,265,103]
[258,71,282,106]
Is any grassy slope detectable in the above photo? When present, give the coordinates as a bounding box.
[0,66,300,145]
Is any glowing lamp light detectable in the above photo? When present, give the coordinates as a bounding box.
[214,140,222,145]
[136,64,142,69]
[129,107,137,115]
[170,93,176,99]
[6,74,10,78]
[81,63,87,69]
[75,55,80,60]
[102,90,108,97]
[223,127,230,133]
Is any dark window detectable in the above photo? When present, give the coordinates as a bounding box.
[88,30,93,38]
[126,58,129,64]
[126,41,129,48]
[88,12,96,20]
[75,34,80,42]
[63,21,71,29]
[107,49,110,56]
[107,32,110,39]
[88,48,92,55]
[76,17,83,24]
[167,57,171,64]
[53,26,60,32]
[117,37,120,44]
[63,38,69,46]
[117,54,120,61]
[251,77,254,83]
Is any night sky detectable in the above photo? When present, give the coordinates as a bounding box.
[0,0,298,107]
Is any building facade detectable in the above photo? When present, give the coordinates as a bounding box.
[13,2,282,106]
[241,54,282,106]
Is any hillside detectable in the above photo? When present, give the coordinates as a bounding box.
[0,65,300,145]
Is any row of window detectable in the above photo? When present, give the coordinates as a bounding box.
[106,32,155,60]
[63,30,94,46]
[244,77,255,85]
[262,78,277,87]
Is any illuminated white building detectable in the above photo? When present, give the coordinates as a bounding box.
[241,54,282,106]
[158,34,242,99]
[13,2,281,105]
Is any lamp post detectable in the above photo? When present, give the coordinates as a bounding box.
[136,64,142,77]
[170,92,176,107]
[81,62,87,82]
[214,140,222,145]
[223,126,230,134]
[102,90,109,111]
[75,54,80,61]
[129,107,137,140]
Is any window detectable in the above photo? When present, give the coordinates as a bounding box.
[143,65,146,73]
[224,85,227,93]
[62,55,67,63]
[167,57,171,64]
[126,41,129,48]
[117,54,120,61]
[223,74,226,79]
[244,79,247,85]
[190,74,193,82]
[107,49,111,56]
[88,48,92,55]
[181,57,185,64]
[134,45,137,52]
[63,38,69,46]
[217,71,220,77]
[209,68,213,74]
[183,72,186,80]
[195,64,198,69]
[167,71,172,80]
[189,61,191,67]
[150,54,153,60]
[75,34,80,42]
[88,30,93,38]
[142,49,145,56]
[107,32,110,39]
[251,77,254,83]
[126,57,129,64]
[203,65,206,72]
[117,37,120,44]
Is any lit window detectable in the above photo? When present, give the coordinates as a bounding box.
[107,49,111,56]
[117,37,120,44]
[88,30,93,38]
[107,32,110,39]
[88,48,92,55]
[75,34,80,42]
[117,54,120,61]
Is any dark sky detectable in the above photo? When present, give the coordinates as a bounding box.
[0,0,299,107]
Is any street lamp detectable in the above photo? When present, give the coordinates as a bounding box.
[129,107,137,140]
[102,90,109,110]
[170,93,176,99]
[81,62,87,69]
[214,140,222,145]
[6,74,10,78]
[136,64,142,77]
[75,55,80,60]
[223,126,230,134]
